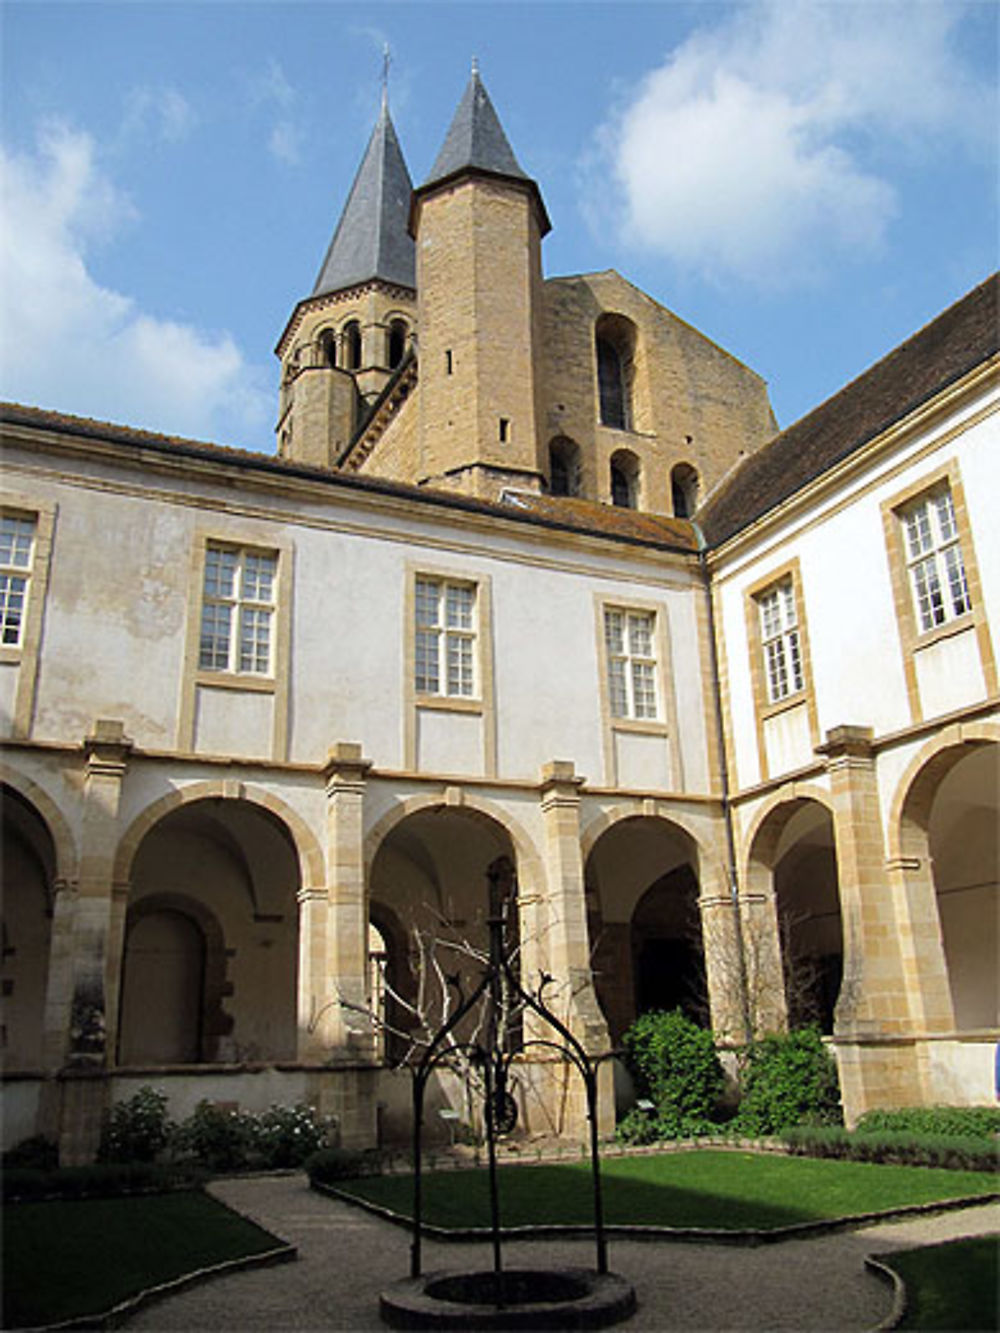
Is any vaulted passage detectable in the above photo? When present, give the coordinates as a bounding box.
[118,798,301,1065]
[0,786,55,1070]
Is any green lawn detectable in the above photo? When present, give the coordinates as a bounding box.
[3,1190,286,1329]
[336,1150,997,1231]
[883,1235,999,1330]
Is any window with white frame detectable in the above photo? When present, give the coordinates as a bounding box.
[0,513,36,648]
[604,607,658,720]
[198,544,277,675]
[414,576,477,697]
[900,487,971,633]
[758,579,804,704]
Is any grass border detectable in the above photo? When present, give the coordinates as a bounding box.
[310,1180,1000,1248]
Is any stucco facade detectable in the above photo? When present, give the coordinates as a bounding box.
[1,71,996,1159]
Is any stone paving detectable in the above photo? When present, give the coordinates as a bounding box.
[124,1173,998,1332]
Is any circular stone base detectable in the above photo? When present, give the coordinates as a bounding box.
[380,1267,637,1330]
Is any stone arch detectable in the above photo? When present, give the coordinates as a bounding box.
[888,724,999,1033]
[364,792,545,899]
[610,448,640,509]
[342,318,362,370]
[671,461,700,519]
[580,801,723,886]
[595,312,636,432]
[548,436,582,497]
[0,764,77,884]
[743,788,841,1035]
[114,780,324,893]
[386,317,409,369]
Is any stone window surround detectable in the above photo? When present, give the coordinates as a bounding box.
[0,493,56,739]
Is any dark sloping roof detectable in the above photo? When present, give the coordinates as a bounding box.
[313,97,415,296]
[699,275,999,549]
[424,68,528,187]
[0,403,697,555]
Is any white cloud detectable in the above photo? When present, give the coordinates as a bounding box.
[0,120,270,444]
[590,2,993,286]
[251,60,302,165]
[121,86,196,146]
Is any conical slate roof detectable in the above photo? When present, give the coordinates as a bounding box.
[313,97,415,296]
[424,68,528,187]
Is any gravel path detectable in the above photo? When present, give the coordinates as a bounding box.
[124,1174,998,1332]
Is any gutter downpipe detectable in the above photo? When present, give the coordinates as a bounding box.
[698,543,754,1048]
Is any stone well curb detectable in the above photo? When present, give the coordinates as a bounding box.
[311,1179,999,1248]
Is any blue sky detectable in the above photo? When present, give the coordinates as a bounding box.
[1,1,996,453]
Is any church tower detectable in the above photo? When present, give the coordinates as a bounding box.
[409,67,550,498]
[275,91,416,468]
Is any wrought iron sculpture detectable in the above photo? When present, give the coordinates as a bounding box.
[409,857,609,1295]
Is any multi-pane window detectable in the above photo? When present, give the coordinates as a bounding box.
[900,488,971,632]
[198,544,277,674]
[758,580,804,704]
[414,576,477,697]
[604,607,658,720]
[0,514,36,648]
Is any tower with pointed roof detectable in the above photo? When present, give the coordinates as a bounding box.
[409,66,549,498]
[276,91,417,468]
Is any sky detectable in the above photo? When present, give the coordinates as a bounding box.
[1,1,997,453]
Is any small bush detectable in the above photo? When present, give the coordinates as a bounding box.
[733,1027,841,1136]
[98,1086,173,1164]
[3,1161,204,1203]
[2,1135,59,1171]
[173,1100,260,1172]
[256,1103,335,1169]
[306,1147,383,1185]
[618,1009,726,1140]
[855,1105,1000,1140]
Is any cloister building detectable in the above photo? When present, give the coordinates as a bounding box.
[2,71,997,1162]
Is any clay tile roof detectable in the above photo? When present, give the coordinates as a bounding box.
[499,490,700,552]
[313,97,415,296]
[699,273,999,549]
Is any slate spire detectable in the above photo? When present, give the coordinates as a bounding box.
[423,64,529,187]
[313,97,416,296]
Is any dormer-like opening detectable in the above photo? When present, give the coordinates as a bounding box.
[671,462,700,518]
[549,436,582,497]
[610,449,640,509]
[595,314,636,431]
[343,319,362,371]
[388,319,408,369]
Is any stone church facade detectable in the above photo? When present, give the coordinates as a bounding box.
[2,71,997,1162]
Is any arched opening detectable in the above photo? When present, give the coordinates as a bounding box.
[749,800,842,1035]
[610,449,640,509]
[119,798,301,1064]
[387,319,408,369]
[118,905,207,1064]
[319,329,337,368]
[671,462,700,519]
[343,319,362,371]
[548,436,582,497]
[925,744,998,1030]
[595,315,635,431]
[0,785,55,1070]
[585,816,707,1043]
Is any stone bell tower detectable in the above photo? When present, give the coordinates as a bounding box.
[275,90,417,468]
[409,66,550,499]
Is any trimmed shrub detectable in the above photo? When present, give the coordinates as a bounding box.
[98,1086,173,1164]
[733,1027,841,1136]
[855,1105,1000,1140]
[618,1009,726,1140]
[3,1161,204,1203]
[172,1100,260,1172]
[2,1135,59,1171]
[256,1103,336,1169]
[306,1147,383,1185]
[784,1125,998,1172]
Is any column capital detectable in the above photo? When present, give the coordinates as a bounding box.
[539,759,585,805]
[323,741,372,788]
[816,724,874,763]
[83,718,133,774]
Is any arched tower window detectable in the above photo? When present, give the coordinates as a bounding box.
[671,463,700,518]
[610,449,640,509]
[549,436,581,497]
[343,320,362,371]
[595,314,636,431]
[319,329,337,369]
[387,319,408,370]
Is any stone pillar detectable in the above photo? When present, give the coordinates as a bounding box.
[818,725,918,1120]
[59,719,133,1163]
[538,762,613,1139]
[321,742,375,1063]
